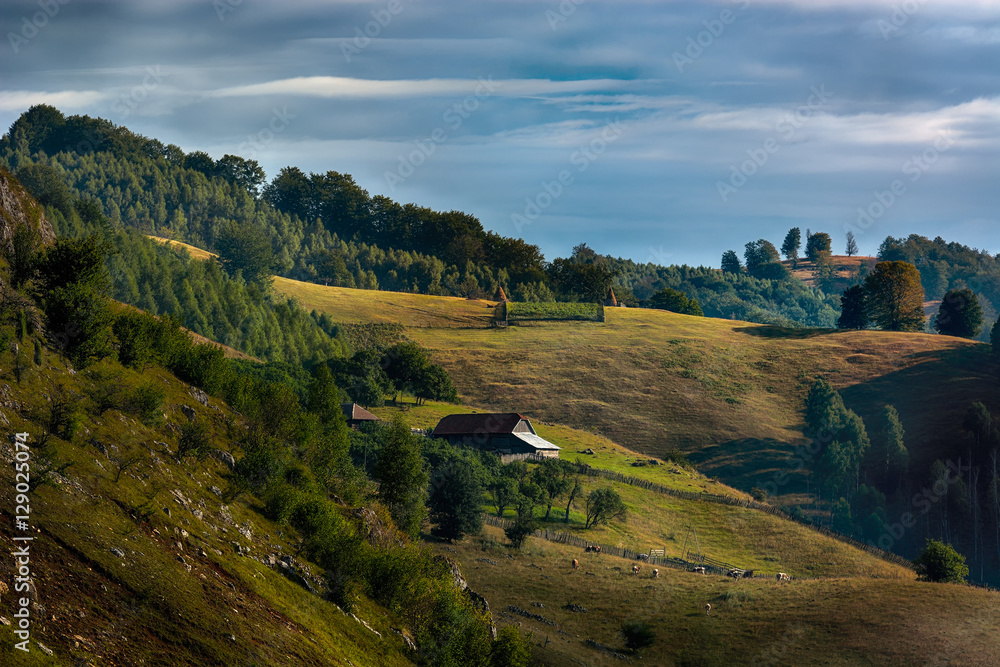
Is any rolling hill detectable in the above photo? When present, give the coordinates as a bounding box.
[266,271,996,502]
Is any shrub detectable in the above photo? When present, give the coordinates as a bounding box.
[127,381,165,426]
[621,621,656,653]
[491,625,532,667]
[504,514,537,550]
[914,539,969,583]
[177,419,213,459]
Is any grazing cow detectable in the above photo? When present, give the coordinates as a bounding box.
[652,568,659,579]
[693,566,706,574]
[727,568,744,580]
[743,570,755,579]
[637,553,650,562]
[705,603,711,616]
[585,545,602,554]
[776,572,790,582]
[632,564,640,576]
[572,559,579,570]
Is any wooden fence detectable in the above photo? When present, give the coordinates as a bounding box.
[567,461,915,570]
[503,458,915,571]
[483,514,743,576]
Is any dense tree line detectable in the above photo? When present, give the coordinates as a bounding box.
[803,377,1000,585]
[0,177,526,665]
[4,106,846,325]
[879,234,1000,339]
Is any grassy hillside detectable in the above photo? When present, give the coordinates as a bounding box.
[0,349,413,666]
[298,278,994,497]
[439,526,1000,666]
[150,238,995,497]
[375,402,909,580]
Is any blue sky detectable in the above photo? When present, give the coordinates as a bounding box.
[2,0,998,266]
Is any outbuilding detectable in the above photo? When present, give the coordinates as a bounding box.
[431,413,560,459]
[341,403,380,430]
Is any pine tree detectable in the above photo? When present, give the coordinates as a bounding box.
[781,228,801,266]
[721,250,742,274]
[935,288,983,338]
[837,285,869,329]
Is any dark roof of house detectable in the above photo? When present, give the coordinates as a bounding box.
[341,403,379,422]
[432,413,528,436]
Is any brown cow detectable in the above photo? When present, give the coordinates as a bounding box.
[572,559,579,569]
[632,564,640,576]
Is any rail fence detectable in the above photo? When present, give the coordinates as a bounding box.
[501,458,915,571]
[483,515,744,576]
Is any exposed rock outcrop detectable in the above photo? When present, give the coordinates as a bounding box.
[0,167,56,253]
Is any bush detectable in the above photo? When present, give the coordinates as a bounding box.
[504,514,537,550]
[914,539,969,583]
[621,621,656,653]
[491,625,532,667]
[177,419,213,459]
[127,381,165,426]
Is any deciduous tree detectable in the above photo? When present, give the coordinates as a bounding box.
[845,231,859,257]
[806,232,832,262]
[863,261,925,332]
[584,487,627,529]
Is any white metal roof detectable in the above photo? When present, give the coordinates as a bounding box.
[511,432,560,451]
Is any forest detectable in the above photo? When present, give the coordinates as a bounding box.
[3,105,844,327]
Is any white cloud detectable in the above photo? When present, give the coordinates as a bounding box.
[208,76,645,100]
[0,90,105,112]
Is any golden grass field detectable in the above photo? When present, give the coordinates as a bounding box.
[450,525,1000,666]
[152,237,998,499]
[291,279,995,501]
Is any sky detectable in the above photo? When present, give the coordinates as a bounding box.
[1,0,998,267]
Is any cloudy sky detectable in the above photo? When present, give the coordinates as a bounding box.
[2,0,998,266]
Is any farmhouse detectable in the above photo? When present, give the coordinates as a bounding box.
[341,403,380,429]
[431,413,560,459]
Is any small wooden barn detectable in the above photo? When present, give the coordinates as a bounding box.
[431,413,560,458]
[341,403,380,429]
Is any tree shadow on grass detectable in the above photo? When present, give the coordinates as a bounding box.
[733,326,847,340]
[689,437,811,496]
